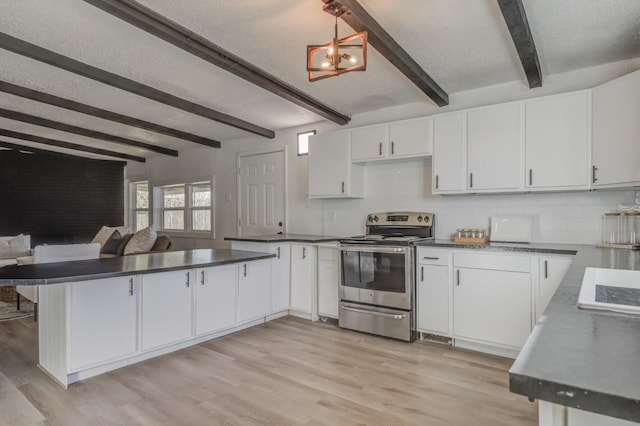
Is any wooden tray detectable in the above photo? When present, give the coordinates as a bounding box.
[453,236,489,244]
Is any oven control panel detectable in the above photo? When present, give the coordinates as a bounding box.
[366,212,433,227]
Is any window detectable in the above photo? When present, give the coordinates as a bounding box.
[297,130,315,156]
[158,180,213,234]
[131,181,149,232]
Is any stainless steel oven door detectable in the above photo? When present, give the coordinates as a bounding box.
[339,244,413,310]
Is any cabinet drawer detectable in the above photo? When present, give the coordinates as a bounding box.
[417,248,450,266]
[454,252,530,272]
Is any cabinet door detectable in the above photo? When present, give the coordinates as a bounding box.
[536,256,573,320]
[351,125,388,161]
[237,259,271,323]
[195,264,237,335]
[525,92,589,190]
[70,277,138,370]
[389,117,433,158]
[433,112,466,193]
[308,132,363,198]
[467,103,521,191]
[271,244,290,314]
[141,270,193,351]
[592,69,640,187]
[317,246,339,319]
[290,244,316,314]
[454,268,531,348]
[417,264,450,336]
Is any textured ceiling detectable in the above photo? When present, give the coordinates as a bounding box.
[0,0,639,161]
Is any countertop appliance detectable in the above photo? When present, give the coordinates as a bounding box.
[338,212,435,341]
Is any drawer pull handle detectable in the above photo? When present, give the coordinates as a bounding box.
[243,264,247,277]
[186,272,190,287]
[201,270,205,285]
[544,260,548,279]
[457,269,461,286]
[277,247,281,259]
[423,256,440,260]
[420,266,424,282]
[379,142,382,156]
[129,278,134,296]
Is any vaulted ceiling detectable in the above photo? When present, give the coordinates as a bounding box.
[1,0,639,162]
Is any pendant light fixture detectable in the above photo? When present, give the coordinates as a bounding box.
[307,4,367,82]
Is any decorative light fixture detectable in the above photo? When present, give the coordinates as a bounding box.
[307,5,367,82]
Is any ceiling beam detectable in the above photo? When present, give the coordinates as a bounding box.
[82,0,351,126]
[0,32,275,139]
[0,81,221,149]
[497,0,542,88]
[323,0,449,107]
[0,129,145,162]
[0,108,178,157]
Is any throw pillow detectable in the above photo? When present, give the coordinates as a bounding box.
[0,234,30,260]
[116,234,134,256]
[100,230,123,254]
[124,226,157,255]
[91,226,117,248]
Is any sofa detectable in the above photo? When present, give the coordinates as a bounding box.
[0,234,31,268]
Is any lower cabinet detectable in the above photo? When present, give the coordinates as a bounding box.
[416,248,451,336]
[453,266,531,349]
[69,277,138,370]
[317,244,339,319]
[195,264,237,335]
[290,244,317,319]
[237,259,271,323]
[415,249,573,357]
[141,270,194,351]
[270,244,290,314]
[536,255,573,320]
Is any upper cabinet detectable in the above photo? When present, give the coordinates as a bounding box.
[592,69,640,188]
[308,131,364,199]
[525,91,590,191]
[351,117,432,162]
[466,102,522,192]
[433,112,466,194]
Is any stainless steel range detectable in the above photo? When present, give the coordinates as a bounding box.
[339,212,435,341]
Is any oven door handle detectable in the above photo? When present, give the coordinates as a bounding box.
[341,305,407,320]
[339,245,409,254]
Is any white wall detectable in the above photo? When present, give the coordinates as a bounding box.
[125,58,640,249]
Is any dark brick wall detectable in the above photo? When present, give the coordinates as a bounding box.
[0,150,124,246]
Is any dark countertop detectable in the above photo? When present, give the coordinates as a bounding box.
[225,234,341,243]
[0,249,275,286]
[507,245,640,422]
[415,239,579,255]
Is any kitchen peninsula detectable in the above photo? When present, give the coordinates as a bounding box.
[0,249,275,388]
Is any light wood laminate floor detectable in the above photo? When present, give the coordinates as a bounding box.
[0,316,536,425]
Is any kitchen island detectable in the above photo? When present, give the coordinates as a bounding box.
[0,249,276,388]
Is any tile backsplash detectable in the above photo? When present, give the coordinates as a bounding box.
[322,159,634,244]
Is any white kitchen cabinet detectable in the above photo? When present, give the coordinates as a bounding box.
[432,111,466,193]
[536,255,573,320]
[351,117,432,162]
[290,243,317,320]
[416,248,451,336]
[270,244,290,314]
[195,264,237,335]
[237,259,271,323]
[141,270,193,351]
[389,117,433,158]
[317,244,339,320]
[351,125,389,161]
[592,69,640,188]
[453,252,531,350]
[466,102,522,192]
[525,91,590,190]
[308,131,364,198]
[69,277,138,370]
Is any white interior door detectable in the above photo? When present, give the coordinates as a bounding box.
[238,150,285,236]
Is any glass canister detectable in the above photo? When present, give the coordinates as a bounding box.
[602,212,621,244]
[625,212,640,245]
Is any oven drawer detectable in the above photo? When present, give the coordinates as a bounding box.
[339,302,413,341]
[417,248,450,266]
